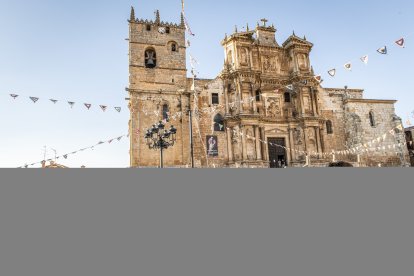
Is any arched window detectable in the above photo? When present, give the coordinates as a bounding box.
[255,90,261,102]
[171,43,177,52]
[145,48,156,68]
[166,27,170,34]
[326,120,333,134]
[162,104,169,121]
[369,111,376,127]
[284,92,291,103]
[214,114,224,131]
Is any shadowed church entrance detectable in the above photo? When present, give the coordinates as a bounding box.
[268,138,287,168]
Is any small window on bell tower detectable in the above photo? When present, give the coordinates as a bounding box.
[145,49,156,69]
[171,43,177,52]
[166,27,170,34]
[146,24,151,31]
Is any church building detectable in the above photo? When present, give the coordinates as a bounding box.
[127,7,410,168]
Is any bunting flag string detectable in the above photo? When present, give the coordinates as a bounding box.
[18,133,129,168]
[316,32,414,79]
[183,15,195,36]
[3,92,125,114]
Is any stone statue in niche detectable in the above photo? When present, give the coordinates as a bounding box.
[231,126,242,160]
[266,98,281,118]
[240,48,248,65]
[297,53,308,70]
[262,56,276,72]
[232,126,240,144]
[303,96,311,113]
[295,127,303,145]
[246,128,256,160]
[307,128,315,140]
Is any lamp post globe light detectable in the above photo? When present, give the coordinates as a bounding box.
[144,121,177,168]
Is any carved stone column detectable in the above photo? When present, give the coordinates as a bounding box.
[303,126,309,152]
[224,83,230,115]
[241,127,248,161]
[237,80,243,114]
[288,127,295,163]
[227,127,234,163]
[316,127,323,157]
[261,127,268,161]
[255,126,262,160]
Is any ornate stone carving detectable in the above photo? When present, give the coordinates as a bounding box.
[295,127,303,145]
[232,126,240,144]
[240,48,249,65]
[262,56,277,72]
[297,53,308,70]
[266,97,281,118]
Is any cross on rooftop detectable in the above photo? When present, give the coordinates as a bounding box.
[260,18,268,27]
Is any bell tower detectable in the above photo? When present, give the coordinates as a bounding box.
[128,6,190,167]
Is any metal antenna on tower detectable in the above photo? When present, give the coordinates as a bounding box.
[42,146,47,161]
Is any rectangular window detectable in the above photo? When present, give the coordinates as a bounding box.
[212,93,219,105]
[256,90,261,102]
[146,25,151,31]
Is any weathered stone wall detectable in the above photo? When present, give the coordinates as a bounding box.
[344,99,409,167]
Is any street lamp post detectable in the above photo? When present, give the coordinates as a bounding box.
[144,121,177,168]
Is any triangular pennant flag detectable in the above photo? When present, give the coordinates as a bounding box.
[63,155,68,159]
[117,136,123,141]
[314,75,322,83]
[108,139,114,144]
[10,94,19,99]
[395,38,405,48]
[100,105,107,112]
[377,46,387,54]
[328,69,336,77]
[286,84,294,90]
[186,39,191,48]
[98,141,104,145]
[30,97,39,103]
[50,99,58,104]
[114,107,122,113]
[84,103,92,110]
[68,102,75,108]
[360,55,369,64]
[344,63,352,71]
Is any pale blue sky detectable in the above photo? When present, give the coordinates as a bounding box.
[0,0,413,167]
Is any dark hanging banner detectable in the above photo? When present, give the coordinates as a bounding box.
[206,135,218,157]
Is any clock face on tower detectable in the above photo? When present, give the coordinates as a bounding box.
[158,27,166,34]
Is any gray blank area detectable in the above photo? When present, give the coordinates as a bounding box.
[0,169,413,276]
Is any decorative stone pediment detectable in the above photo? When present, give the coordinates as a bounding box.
[266,128,287,134]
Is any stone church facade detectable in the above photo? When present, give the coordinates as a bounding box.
[127,7,410,168]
